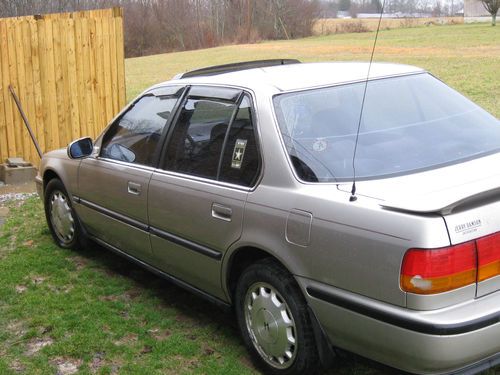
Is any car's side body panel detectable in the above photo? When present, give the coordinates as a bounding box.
[148,170,248,300]
[39,149,80,196]
[76,157,154,263]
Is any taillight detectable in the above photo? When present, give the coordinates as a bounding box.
[401,242,477,294]
[477,232,500,282]
[401,232,500,295]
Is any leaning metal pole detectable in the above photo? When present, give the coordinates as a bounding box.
[8,85,43,159]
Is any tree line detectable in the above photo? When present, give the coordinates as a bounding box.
[0,0,321,57]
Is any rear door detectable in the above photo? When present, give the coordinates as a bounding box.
[148,88,261,298]
[77,86,184,262]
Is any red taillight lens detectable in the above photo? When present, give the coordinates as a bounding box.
[477,232,500,282]
[401,242,477,294]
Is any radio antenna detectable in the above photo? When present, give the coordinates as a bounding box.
[349,0,386,202]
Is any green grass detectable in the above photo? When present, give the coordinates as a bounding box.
[0,199,253,374]
[125,23,499,117]
[0,199,402,374]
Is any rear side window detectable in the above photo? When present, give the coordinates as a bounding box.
[219,95,260,186]
[101,88,182,166]
[163,95,237,179]
[163,89,260,186]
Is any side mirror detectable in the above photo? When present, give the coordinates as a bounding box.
[67,137,93,159]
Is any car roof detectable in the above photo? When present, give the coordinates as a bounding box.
[158,62,425,92]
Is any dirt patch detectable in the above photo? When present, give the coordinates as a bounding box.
[22,240,34,247]
[89,352,106,373]
[140,345,153,355]
[28,275,46,285]
[9,359,26,373]
[50,357,82,375]
[122,287,142,301]
[15,285,28,293]
[25,337,54,356]
[68,256,88,271]
[6,320,27,338]
[0,206,9,217]
[113,333,138,346]
[148,328,171,341]
[48,284,74,294]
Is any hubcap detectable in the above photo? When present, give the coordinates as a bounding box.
[244,282,297,369]
[49,190,75,244]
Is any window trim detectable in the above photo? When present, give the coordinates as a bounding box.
[98,85,187,168]
[156,86,263,189]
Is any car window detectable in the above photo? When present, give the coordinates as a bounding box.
[163,92,238,180]
[219,95,260,186]
[100,89,181,166]
[274,73,500,182]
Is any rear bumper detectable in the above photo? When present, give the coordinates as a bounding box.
[298,277,500,375]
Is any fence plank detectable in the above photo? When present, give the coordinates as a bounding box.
[102,18,113,125]
[30,18,45,154]
[115,16,126,109]
[1,21,17,158]
[0,22,8,162]
[21,20,37,162]
[94,18,107,133]
[13,20,31,162]
[81,18,96,139]
[7,20,23,158]
[65,19,80,141]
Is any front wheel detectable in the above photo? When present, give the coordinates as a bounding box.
[44,178,86,250]
[235,259,320,375]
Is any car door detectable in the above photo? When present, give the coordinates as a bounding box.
[76,86,185,263]
[148,88,261,299]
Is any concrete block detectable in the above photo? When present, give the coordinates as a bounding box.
[0,164,37,185]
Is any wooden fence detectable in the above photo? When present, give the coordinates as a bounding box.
[0,7,126,165]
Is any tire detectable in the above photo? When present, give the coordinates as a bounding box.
[44,178,87,250]
[235,258,320,375]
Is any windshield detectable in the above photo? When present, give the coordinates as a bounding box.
[274,73,500,182]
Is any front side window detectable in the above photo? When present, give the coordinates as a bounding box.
[101,87,182,166]
[274,73,500,182]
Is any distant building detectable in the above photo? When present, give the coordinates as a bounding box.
[464,0,497,22]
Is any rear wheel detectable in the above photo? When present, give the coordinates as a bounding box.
[44,178,86,250]
[235,259,320,375]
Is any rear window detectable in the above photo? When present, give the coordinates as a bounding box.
[273,73,500,182]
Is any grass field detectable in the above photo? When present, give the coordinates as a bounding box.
[313,17,463,34]
[126,23,499,117]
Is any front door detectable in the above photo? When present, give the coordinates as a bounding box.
[76,86,184,262]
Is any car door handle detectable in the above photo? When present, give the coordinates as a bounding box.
[211,203,232,222]
[127,181,142,195]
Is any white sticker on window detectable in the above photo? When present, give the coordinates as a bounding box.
[231,139,247,169]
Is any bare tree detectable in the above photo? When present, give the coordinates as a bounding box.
[482,0,499,25]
